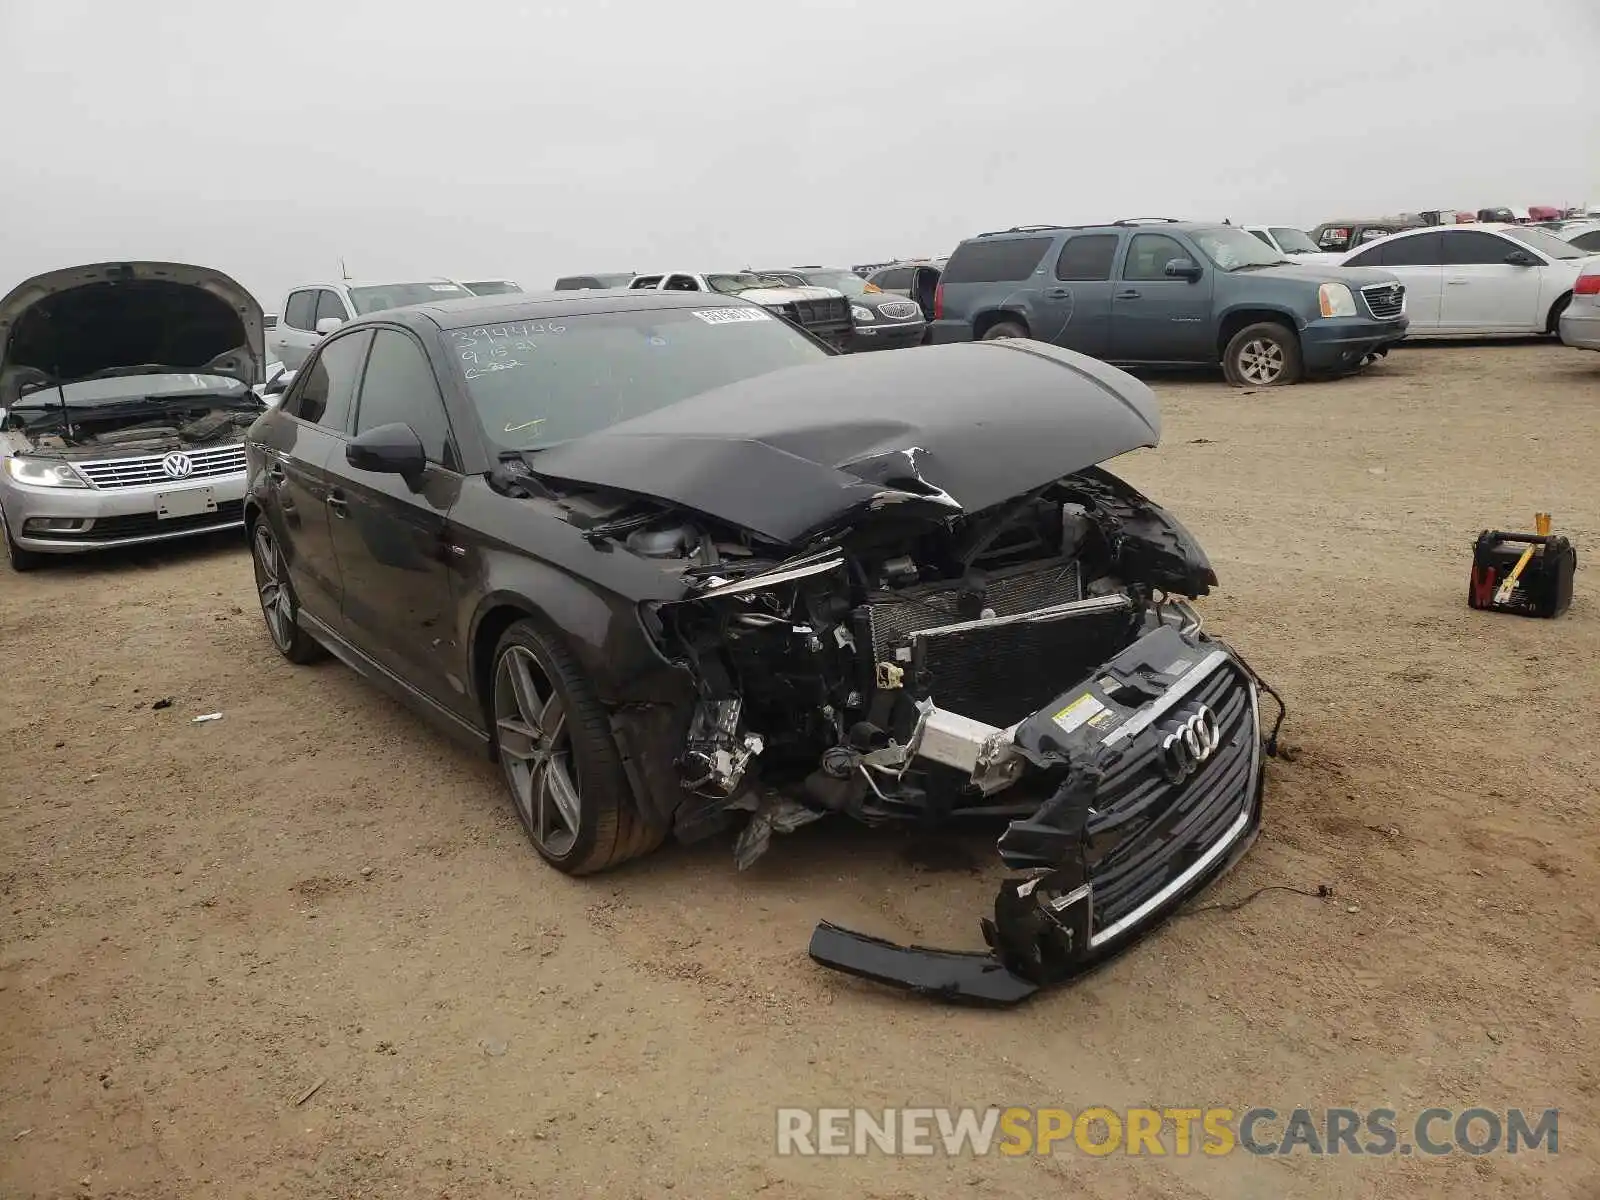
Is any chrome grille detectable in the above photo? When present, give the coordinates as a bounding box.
[1361,282,1406,320]
[878,300,920,320]
[76,444,247,489]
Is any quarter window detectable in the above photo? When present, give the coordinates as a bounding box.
[1572,231,1600,252]
[1122,234,1189,281]
[941,237,1053,285]
[288,331,372,430]
[1053,235,1118,281]
[284,290,317,331]
[355,330,456,469]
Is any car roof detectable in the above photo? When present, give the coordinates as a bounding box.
[961,220,1221,242]
[1375,222,1518,238]
[358,289,754,328]
[293,278,463,290]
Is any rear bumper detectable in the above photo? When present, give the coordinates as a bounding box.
[809,617,1279,1006]
[1559,308,1600,351]
[1300,316,1408,372]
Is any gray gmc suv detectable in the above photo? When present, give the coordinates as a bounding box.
[929,219,1409,386]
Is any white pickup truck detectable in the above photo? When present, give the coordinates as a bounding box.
[627,271,854,349]
[268,278,473,368]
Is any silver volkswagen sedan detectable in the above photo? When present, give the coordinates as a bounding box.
[0,261,265,571]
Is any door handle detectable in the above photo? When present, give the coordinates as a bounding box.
[1446,278,1469,286]
[266,462,286,483]
[1116,289,1141,300]
[327,489,348,518]
[1046,287,1071,299]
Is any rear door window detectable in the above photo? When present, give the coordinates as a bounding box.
[1053,235,1118,281]
[1349,233,1443,267]
[871,267,914,290]
[284,290,318,330]
[941,237,1053,284]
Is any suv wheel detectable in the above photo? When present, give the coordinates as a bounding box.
[981,320,1027,341]
[250,518,325,663]
[1223,322,1302,387]
[491,619,664,875]
[1,505,42,572]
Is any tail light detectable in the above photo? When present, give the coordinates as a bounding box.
[933,282,945,320]
[1574,272,1600,296]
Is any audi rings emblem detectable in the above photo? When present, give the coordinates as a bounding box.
[1157,706,1220,782]
[161,452,194,479]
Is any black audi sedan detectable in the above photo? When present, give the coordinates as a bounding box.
[244,290,1277,1005]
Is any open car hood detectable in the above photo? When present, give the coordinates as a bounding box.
[0,261,264,406]
[525,340,1162,545]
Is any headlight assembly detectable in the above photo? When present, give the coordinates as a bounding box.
[850,305,875,324]
[5,457,89,488]
[1318,282,1357,318]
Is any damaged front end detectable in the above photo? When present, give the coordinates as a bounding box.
[633,464,1283,1005]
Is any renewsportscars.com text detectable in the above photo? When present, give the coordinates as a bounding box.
[775,1106,1559,1158]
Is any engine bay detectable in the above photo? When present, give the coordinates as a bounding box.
[4,397,260,456]
[613,466,1220,861]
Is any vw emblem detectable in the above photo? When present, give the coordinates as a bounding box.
[161,452,194,479]
[1157,706,1220,783]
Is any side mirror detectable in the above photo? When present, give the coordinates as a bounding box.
[1504,251,1538,267]
[315,316,344,336]
[1164,257,1203,282]
[347,423,426,477]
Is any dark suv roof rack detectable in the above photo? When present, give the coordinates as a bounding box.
[976,223,1066,237]
[1112,216,1182,226]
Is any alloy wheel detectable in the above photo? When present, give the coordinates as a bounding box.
[252,523,295,652]
[1237,339,1286,385]
[494,645,581,857]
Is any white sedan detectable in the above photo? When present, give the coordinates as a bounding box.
[1336,223,1596,336]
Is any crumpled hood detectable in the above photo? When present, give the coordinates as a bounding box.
[526,340,1161,545]
[0,261,264,405]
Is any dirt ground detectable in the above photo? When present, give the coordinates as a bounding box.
[2,342,1597,1199]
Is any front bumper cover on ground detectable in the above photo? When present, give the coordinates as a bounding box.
[808,625,1282,1007]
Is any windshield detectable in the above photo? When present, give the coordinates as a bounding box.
[464,280,523,296]
[1191,226,1289,270]
[704,273,781,295]
[1269,227,1321,254]
[447,307,828,451]
[790,270,869,296]
[10,372,249,409]
[1501,227,1586,260]
[348,281,473,314]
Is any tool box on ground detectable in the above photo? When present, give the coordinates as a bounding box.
[1468,513,1576,619]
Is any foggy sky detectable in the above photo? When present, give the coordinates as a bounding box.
[2,0,1596,312]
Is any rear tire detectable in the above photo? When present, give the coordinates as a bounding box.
[490,619,664,876]
[1,506,42,572]
[1223,322,1303,387]
[981,320,1027,341]
[250,518,325,664]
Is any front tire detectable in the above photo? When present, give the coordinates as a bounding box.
[491,620,663,875]
[1223,322,1303,387]
[250,518,324,664]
